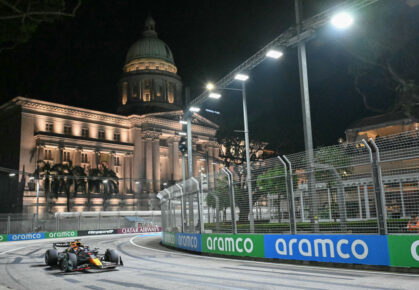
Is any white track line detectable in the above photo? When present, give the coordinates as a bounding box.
[129,235,419,278]
[0,246,26,255]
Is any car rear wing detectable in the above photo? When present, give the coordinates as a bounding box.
[53,242,70,248]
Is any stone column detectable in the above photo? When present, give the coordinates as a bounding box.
[152,135,161,192]
[124,153,131,193]
[133,128,145,193]
[74,148,81,166]
[172,137,181,181]
[109,151,114,170]
[167,138,174,181]
[145,136,153,192]
[207,144,214,186]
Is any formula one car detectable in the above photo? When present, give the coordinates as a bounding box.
[44,239,123,272]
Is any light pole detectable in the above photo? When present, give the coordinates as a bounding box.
[207,73,255,233]
[295,0,318,232]
[295,0,354,232]
[240,77,255,233]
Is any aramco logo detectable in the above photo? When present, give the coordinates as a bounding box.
[275,238,369,260]
[178,235,199,249]
[206,236,253,253]
[411,240,419,261]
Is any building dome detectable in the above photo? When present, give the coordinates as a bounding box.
[117,16,183,116]
[125,16,175,65]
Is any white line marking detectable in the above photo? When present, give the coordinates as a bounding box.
[129,236,419,278]
[0,246,26,255]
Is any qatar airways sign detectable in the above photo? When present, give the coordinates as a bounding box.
[118,226,162,234]
[264,234,390,266]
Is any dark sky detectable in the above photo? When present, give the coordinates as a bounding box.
[0,0,417,154]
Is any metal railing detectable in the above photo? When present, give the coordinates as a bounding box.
[159,130,419,235]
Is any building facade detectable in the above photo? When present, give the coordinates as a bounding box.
[0,17,220,214]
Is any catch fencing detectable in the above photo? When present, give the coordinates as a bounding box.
[0,211,161,234]
[159,130,419,235]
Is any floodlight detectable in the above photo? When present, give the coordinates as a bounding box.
[234,73,249,81]
[189,106,200,112]
[266,49,283,59]
[209,92,221,99]
[331,12,353,29]
[206,83,215,91]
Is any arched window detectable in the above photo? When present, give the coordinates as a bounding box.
[168,82,175,104]
[122,82,128,105]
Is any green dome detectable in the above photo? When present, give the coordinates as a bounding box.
[125,16,175,65]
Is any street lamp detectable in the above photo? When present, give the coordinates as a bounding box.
[189,106,200,112]
[209,92,221,99]
[331,12,354,29]
[266,49,284,59]
[205,77,255,232]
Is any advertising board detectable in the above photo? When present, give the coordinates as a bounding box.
[162,232,176,247]
[0,234,7,242]
[177,233,201,252]
[7,232,45,241]
[388,235,419,268]
[78,229,117,236]
[202,233,265,258]
[264,234,390,266]
[45,231,77,239]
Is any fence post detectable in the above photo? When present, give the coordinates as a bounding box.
[362,139,388,235]
[191,177,204,233]
[175,184,185,233]
[78,214,81,230]
[7,215,10,234]
[56,214,59,231]
[222,168,237,234]
[279,156,296,234]
[98,212,101,230]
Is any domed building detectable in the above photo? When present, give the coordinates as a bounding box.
[0,17,220,214]
[117,16,183,115]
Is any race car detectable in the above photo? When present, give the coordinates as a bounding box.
[44,239,123,272]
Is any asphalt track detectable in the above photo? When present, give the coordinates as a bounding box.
[0,233,419,290]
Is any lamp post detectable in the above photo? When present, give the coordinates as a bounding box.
[295,0,354,232]
[207,74,255,233]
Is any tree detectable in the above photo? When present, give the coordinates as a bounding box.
[340,1,419,117]
[206,175,231,221]
[0,0,81,51]
[218,137,272,223]
[219,137,267,167]
[257,166,297,222]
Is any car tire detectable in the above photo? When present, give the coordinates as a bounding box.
[105,249,119,264]
[44,249,58,266]
[61,252,77,272]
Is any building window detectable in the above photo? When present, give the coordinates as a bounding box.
[122,82,128,105]
[64,125,72,136]
[98,130,105,140]
[114,156,120,166]
[45,149,53,160]
[145,79,151,87]
[132,85,138,98]
[81,153,88,163]
[168,83,175,104]
[63,151,70,162]
[46,123,53,133]
[113,133,120,142]
[82,128,89,138]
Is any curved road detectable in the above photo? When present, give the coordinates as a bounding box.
[0,233,418,289]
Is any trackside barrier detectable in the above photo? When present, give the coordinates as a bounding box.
[0,226,162,242]
[162,232,419,269]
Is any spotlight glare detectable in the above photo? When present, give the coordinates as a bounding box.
[266,49,283,59]
[209,92,221,99]
[234,73,249,81]
[331,12,353,29]
[189,106,200,112]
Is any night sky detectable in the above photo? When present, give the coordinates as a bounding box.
[0,0,417,154]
